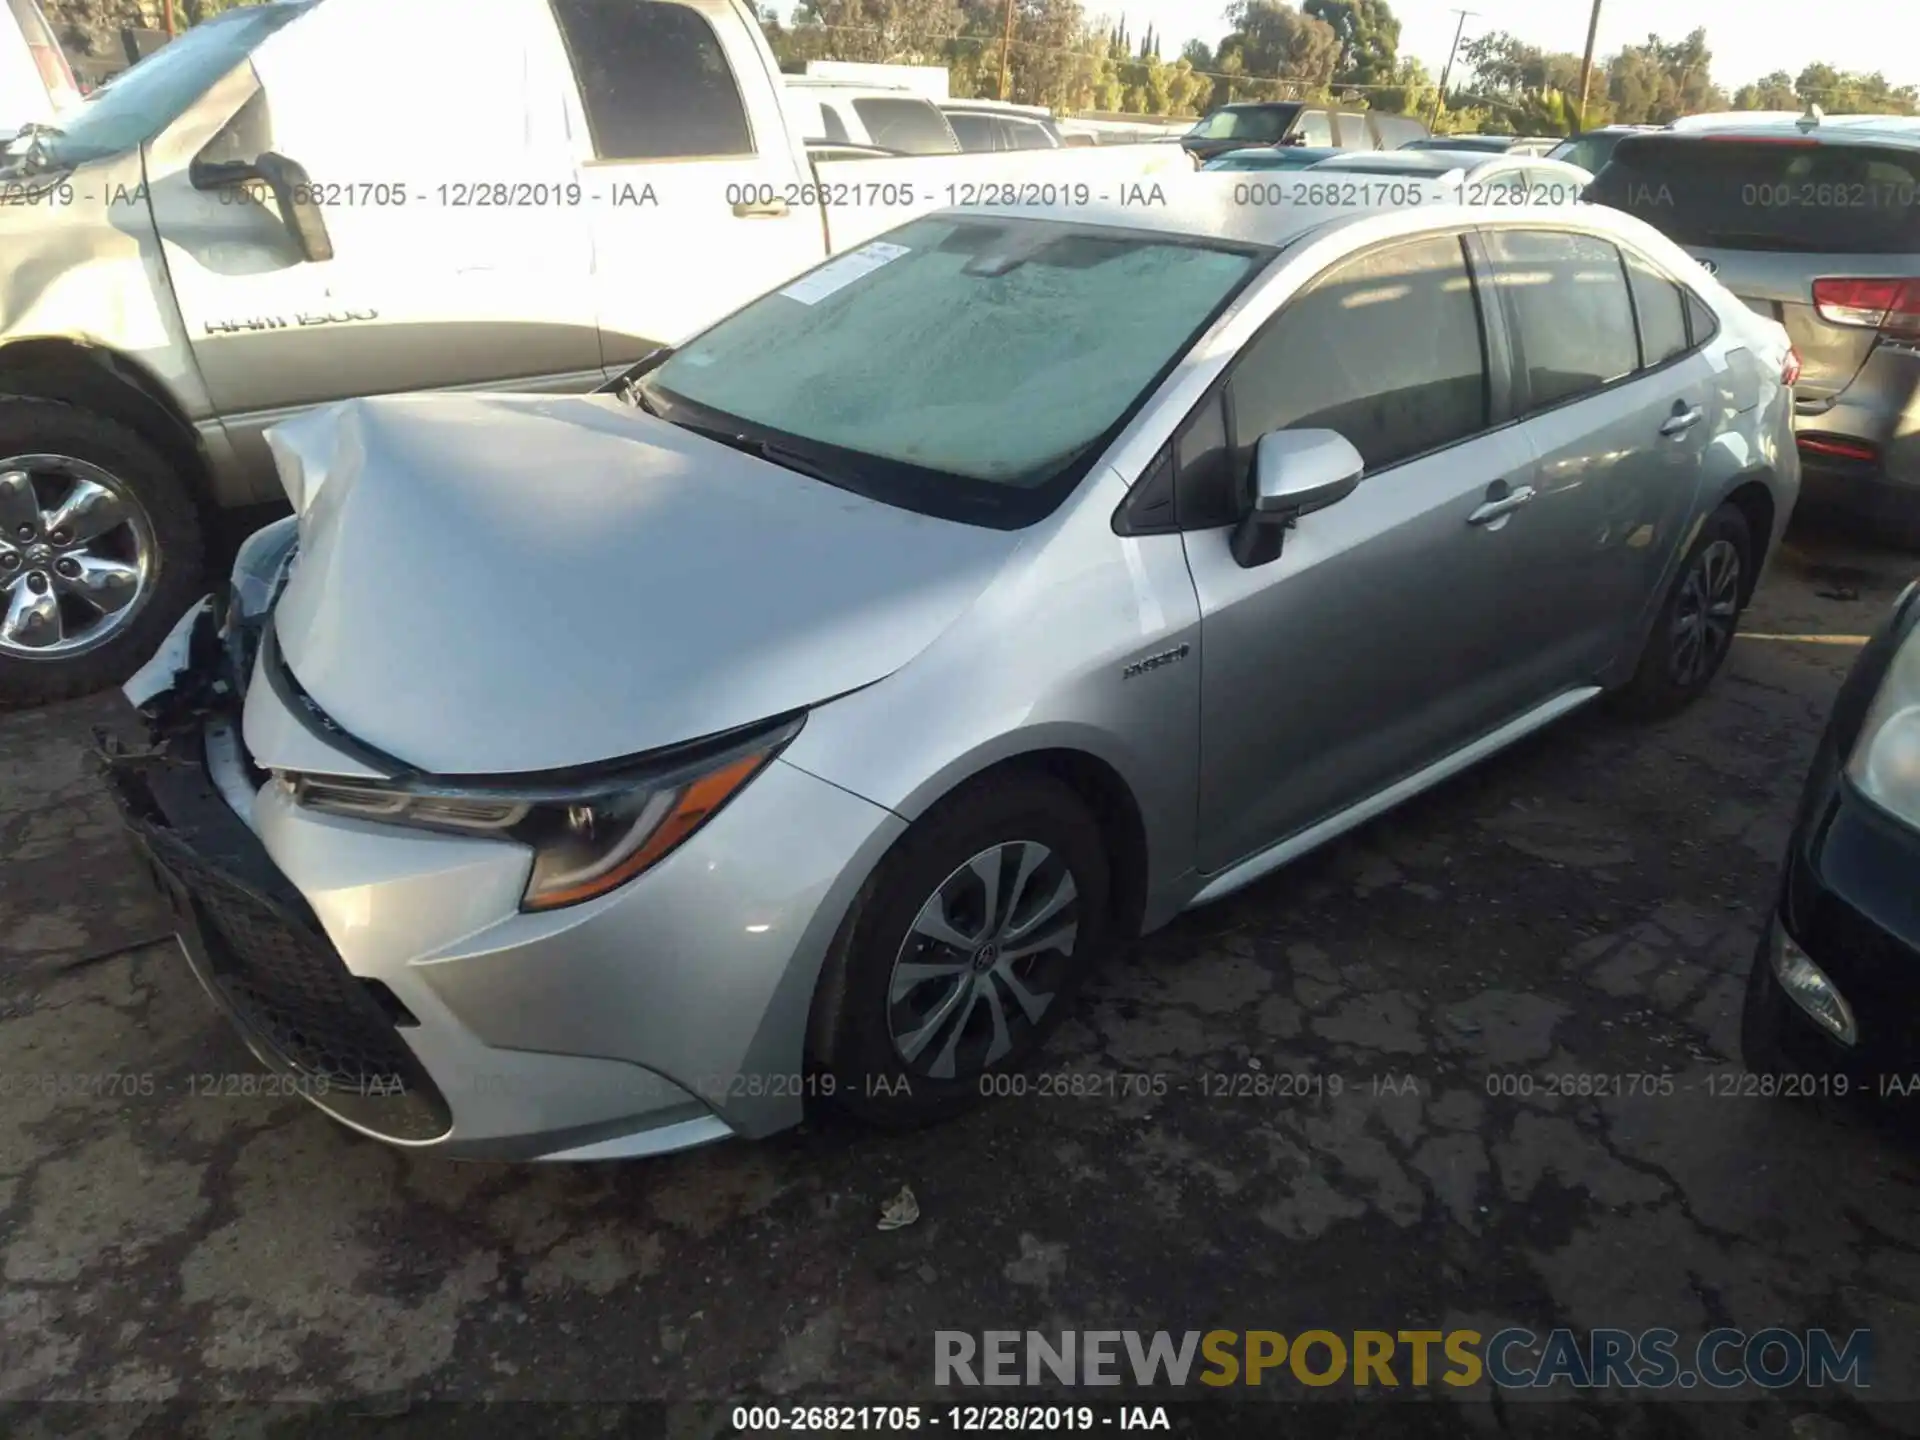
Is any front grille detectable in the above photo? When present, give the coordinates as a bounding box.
[104,747,450,1143]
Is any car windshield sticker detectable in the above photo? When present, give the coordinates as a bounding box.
[779,241,911,306]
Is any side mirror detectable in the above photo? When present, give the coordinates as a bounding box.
[190,150,334,264]
[1230,429,1364,568]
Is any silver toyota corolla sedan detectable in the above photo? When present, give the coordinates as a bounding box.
[101,185,1801,1161]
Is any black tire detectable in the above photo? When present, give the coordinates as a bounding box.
[807,772,1112,1129]
[1613,503,1754,719]
[0,398,205,710]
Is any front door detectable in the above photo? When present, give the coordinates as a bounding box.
[544,0,828,367]
[1183,232,1540,874]
[147,0,602,490]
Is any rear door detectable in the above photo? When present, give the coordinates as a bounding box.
[1476,227,1715,689]
[552,0,826,366]
[1586,134,1920,403]
[1183,231,1539,873]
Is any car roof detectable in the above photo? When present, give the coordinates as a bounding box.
[1308,150,1468,173]
[940,100,1053,119]
[935,173,1645,252]
[1620,120,1920,150]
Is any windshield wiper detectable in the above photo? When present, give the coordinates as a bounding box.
[689,425,842,484]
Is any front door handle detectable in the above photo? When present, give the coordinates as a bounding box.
[732,198,791,218]
[1660,405,1705,437]
[1467,484,1537,526]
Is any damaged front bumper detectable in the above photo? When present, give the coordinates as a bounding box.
[94,597,756,1162]
[97,597,456,1145]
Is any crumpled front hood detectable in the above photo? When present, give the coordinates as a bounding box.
[259,393,1022,775]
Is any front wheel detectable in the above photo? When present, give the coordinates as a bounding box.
[1613,503,1753,719]
[807,773,1111,1128]
[0,398,205,709]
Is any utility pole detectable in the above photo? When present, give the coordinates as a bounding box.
[163,0,176,38]
[998,0,1015,102]
[1430,9,1476,131]
[1576,0,1603,133]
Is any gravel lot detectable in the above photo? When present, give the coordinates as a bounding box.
[2,517,1918,1438]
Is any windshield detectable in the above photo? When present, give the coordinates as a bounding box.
[642,215,1266,525]
[5,2,313,170]
[1587,136,1920,254]
[851,97,957,154]
[1189,105,1296,142]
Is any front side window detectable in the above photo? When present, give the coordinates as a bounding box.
[641,216,1267,524]
[1622,248,1690,367]
[1228,233,1491,473]
[549,0,752,161]
[1483,230,1639,410]
[851,97,957,154]
[3,1,312,171]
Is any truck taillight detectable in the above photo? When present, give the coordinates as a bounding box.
[1812,277,1920,342]
[1782,346,1802,387]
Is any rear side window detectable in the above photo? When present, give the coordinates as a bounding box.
[1333,113,1377,149]
[549,0,753,161]
[1002,118,1054,150]
[1228,233,1490,472]
[1372,115,1427,149]
[1587,136,1920,255]
[946,111,996,150]
[853,97,957,154]
[1484,230,1639,410]
[1622,248,1690,367]
[1294,110,1334,147]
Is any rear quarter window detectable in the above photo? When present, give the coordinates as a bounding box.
[1588,137,1920,255]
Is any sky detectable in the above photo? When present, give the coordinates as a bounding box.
[1112,0,1920,93]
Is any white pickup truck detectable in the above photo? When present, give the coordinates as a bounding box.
[0,0,1184,705]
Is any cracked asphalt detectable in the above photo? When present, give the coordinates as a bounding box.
[3,518,1919,1439]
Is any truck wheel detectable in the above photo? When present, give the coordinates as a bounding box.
[0,398,205,709]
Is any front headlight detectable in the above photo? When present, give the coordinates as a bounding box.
[1845,621,1920,828]
[281,716,801,911]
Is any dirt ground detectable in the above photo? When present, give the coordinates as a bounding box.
[2,516,1918,1439]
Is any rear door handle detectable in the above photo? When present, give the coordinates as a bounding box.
[1467,484,1537,526]
[1660,405,1705,437]
[732,199,791,218]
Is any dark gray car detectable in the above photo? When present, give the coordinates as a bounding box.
[1587,118,1920,546]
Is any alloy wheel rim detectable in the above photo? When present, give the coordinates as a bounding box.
[0,455,155,660]
[886,840,1080,1081]
[1669,538,1741,687]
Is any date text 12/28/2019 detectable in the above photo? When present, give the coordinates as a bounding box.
[730,1405,1172,1431]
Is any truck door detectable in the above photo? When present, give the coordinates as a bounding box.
[145,0,602,496]
[543,0,828,367]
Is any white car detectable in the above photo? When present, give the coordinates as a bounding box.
[1,0,79,140]
[783,78,960,155]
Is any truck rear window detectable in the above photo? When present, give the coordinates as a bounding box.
[1588,136,1920,255]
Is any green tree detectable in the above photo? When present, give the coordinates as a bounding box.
[1604,29,1723,124]
[1302,0,1400,89]
[1732,71,1797,109]
[1213,0,1340,105]
[1368,53,1432,116]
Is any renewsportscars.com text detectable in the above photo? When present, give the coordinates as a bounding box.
[934,1328,1873,1391]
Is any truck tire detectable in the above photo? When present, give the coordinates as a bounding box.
[0,398,206,709]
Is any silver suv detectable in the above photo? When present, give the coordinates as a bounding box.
[1587,117,1920,546]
